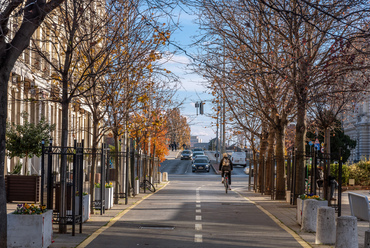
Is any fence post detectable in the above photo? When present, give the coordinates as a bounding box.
[47,139,53,210]
[338,148,342,217]
[41,140,45,206]
[291,149,296,205]
[72,140,77,236]
[79,140,84,232]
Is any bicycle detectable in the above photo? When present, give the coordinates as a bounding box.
[223,170,230,194]
[140,179,156,193]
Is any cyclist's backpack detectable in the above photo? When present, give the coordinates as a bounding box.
[222,158,231,170]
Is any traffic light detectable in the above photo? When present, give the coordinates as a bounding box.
[199,101,204,115]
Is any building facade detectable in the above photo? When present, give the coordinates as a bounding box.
[343,99,370,163]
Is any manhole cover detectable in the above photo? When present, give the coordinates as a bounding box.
[139,226,175,230]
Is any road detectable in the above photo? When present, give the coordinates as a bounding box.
[85,153,303,248]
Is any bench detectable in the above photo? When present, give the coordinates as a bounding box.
[348,192,370,228]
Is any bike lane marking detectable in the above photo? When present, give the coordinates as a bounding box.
[76,182,170,248]
[234,191,311,248]
[195,187,203,243]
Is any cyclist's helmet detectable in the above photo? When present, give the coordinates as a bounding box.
[223,153,228,158]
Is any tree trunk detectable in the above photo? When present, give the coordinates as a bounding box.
[323,127,331,200]
[0,66,11,248]
[89,120,98,214]
[294,98,307,203]
[275,123,286,200]
[114,134,120,204]
[265,126,275,195]
[258,124,268,193]
[59,94,69,233]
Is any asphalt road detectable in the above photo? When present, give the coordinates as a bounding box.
[85,156,302,248]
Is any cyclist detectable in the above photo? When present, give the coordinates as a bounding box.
[219,153,233,189]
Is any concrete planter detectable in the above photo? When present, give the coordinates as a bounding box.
[286,190,291,203]
[95,188,113,209]
[75,194,90,222]
[7,210,53,248]
[134,179,140,195]
[297,198,328,225]
[105,187,114,209]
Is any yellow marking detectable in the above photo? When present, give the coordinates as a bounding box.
[77,182,170,247]
[235,191,311,248]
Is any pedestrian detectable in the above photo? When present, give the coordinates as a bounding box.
[219,153,233,189]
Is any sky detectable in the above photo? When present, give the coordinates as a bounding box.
[161,9,217,143]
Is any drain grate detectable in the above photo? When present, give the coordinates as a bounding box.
[139,226,175,230]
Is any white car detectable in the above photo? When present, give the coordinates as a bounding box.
[230,152,247,167]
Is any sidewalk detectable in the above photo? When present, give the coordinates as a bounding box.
[6,182,169,248]
[234,187,370,248]
[165,149,180,160]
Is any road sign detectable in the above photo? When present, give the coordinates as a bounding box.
[314,139,320,150]
[309,141,313,146]
[321,147,324,153]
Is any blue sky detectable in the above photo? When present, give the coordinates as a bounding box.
[161,9,217,143]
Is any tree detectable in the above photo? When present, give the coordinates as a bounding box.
[6,112,55,174]
[306,119,356,164]
[0,0,66,245]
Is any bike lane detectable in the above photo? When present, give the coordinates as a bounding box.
[81,176,306,248]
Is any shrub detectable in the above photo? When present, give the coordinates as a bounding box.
[330,163,350,185]
[348,160,370,186]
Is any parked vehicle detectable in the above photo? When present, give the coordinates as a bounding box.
[180,150,193,160]
[230,152,247,167]
[192,158,210,172]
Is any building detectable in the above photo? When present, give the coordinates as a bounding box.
[343,99,370,162]
[190,136,202,148]
[4,2,106,176]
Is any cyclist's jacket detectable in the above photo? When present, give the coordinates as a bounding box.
[219,157,233,171]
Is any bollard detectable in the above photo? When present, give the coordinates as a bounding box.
[336,216,358,248]
[163,172,168,182]
[302,199,320,232]
[364,230,370,248]
[316,207,335,245]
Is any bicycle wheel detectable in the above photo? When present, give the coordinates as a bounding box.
[144,180,156,192]
[224,176,228,194]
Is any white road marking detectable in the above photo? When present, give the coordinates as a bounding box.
[196,209,201,213]
[196,200,200,203]
[196,215,202,221]
[194,234,203,243]
[196,204,201,208]
[195,224,202,230]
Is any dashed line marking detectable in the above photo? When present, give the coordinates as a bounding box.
[194,234,203,243]
[196,204,201,208]
[196,200,200,203]
[196,209,201,213]
[196,215,202,221]
[195,224,202,230]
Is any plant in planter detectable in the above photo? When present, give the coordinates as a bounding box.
[95,182,114,209]
[6,112,55,175]
[8,204,52,248]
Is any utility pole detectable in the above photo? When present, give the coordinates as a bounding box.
[216,99,220,163]
[221,37,226,154]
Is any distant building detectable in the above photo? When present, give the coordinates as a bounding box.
[343,100,370,162]
[193,143,209,150]
[190,136,202,147]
